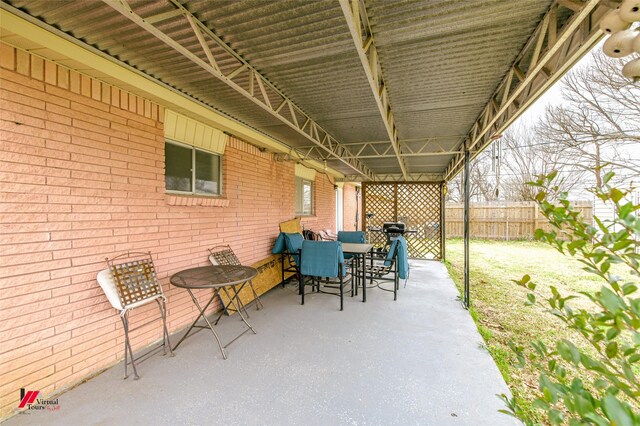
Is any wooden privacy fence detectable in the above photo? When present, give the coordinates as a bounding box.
[445,201,593,240]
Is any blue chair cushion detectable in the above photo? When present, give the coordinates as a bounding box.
[337,231,365,259]
[284,232,304,254]
[300,240,345,278]
[337,231,366,243]
[272,232,286,254]
[396,237,409,279]
[382,237,409,279]
[384,239,400,267]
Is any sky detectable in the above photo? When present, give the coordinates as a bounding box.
[518,48,597,124]
[502,43,639,200]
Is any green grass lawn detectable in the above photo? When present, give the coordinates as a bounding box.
[444,238,614,423]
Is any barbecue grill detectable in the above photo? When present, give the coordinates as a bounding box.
[382,222,406,246]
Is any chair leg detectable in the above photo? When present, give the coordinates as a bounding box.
[120,311,139,380]
[281,253,286,288]
[340,276,344,311]
[300,274,305,305]
[394,275,398,301]
[157,298,174,357]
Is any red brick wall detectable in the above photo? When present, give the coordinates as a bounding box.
[0,43,336,418]
[342,184,361,231]
[299,175,336,233]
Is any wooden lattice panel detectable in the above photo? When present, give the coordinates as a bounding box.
[364,184,395,249]
[364,183,442,260]
[110,258,162,307]
[397,184,441,260]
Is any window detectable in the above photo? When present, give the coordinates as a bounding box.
[165,140,221,195]
[295,177,314,216]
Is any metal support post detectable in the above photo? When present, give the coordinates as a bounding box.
[463,150,470,308]
[440,182,446,261]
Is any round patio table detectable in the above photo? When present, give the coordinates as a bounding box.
[170,265,258,359]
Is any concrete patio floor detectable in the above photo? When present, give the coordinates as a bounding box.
[7,261,519,426]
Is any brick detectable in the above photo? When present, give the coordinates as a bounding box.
[0,44,15,70]
[119,90,128,110]
[46,194,109,206]
[1,221,70,235]
[128,93,136,113]
[91,79,101,101]
[0,181,69,196]
[69,70,81,93]
[110,86,119,107]
[0,331,70,365]
[0,270,51,290]
[0,347,51,375]
[0,251,52,268]
[0,277,68,301]
[0,233,50,245]
[15,49,30,76]
[53,320,116,356]
[0,108,45,128]
[57,66,69,89]
[1,120,70,144]
[0,260,71,284]
[24,365,74,397]
[49,262,105,280]
[54,308,114,335]
[0,87,46,110]
[80,74,91,97]
[0,212,48,223]
[0,312,70,348]
[0,364,55,399]
[52,101,114,126]
[101,83,110,104]
[0,171,46,185]
[30,56,44,81]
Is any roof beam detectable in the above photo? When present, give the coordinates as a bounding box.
[339,173,443,183]
[339,0,408,180]
[444,0,608,181]
[102,0,374,180]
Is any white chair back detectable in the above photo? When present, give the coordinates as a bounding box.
[97,268,124,311]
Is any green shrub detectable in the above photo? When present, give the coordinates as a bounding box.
[500,171,640,425]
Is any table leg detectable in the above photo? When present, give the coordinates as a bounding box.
[219,285,257,349]
[213,281,251,326]
[173,289,227,359]
[362,252,366,302]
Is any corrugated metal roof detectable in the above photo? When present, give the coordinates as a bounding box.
[4,0,570,180]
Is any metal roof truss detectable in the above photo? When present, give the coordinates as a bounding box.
[103,0,375,180]
[444,0,610,181]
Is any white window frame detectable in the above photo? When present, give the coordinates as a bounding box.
[165,139,222,196]
[295,177,314,216]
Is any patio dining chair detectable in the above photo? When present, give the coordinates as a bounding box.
[273,231,304,289]
[208,245,263,311]
[317,229,337,241]
[299,240,353,311]
[365,236,409,301]
[97,251,173,380]
[337,231,366,260]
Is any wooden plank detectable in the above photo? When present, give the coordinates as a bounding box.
[218,254,290,314]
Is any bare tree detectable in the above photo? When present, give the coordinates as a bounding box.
[500,124,586,201]
[536,50,640,190]
[446,150,498,203]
